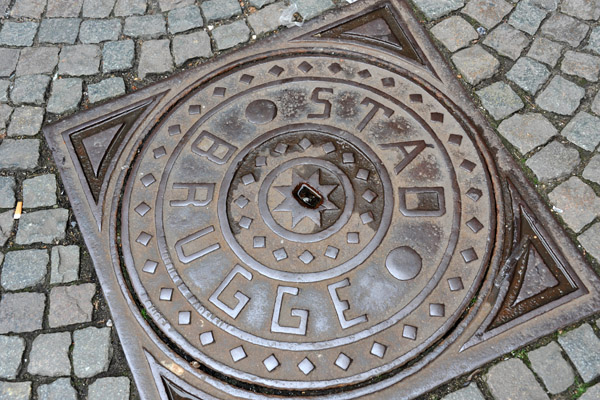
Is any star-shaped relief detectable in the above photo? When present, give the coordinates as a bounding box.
[273,169,338,228]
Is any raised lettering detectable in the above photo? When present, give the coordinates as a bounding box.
[175,226,220,264]
[379,140,433,175]
[308,87,333,119]
[271,286,309,336]
[191,130,237,165]
[357,97,394,132]
[209,265,253,319]
[170,183,215,207]
[328,278,367,329]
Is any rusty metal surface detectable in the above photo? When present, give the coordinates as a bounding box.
[43,1,600,399]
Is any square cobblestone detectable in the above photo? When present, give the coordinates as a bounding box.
[157,0,194,12]
[562,111,600,151]
[168,5,203,34]
[295,0,335,20]
[586,26,600,55]
[527,37,564,67]
[0,335,25,379]
[548,177,600,232]
[583,154,600,185]
[580,223,600,261]
[47,0,84,17]
[0,84,8,103]
[83,0,117,18]
[509,0,548,35]
[39,18,82,45]
[0,176,16,209]
[15,208,69,244]
[47,78,83,114]
[462,0,513,29]
[28,332,72,377]
[431,16,478,53]
[0,21,38,46]
[0,48,19,77]
[562,51,600,82]
[506,57,550,95]
[0,382,31,400]
[541,12,589,47]
[7,106,44,136]
[49,283,95,327]
[412,0,465,20]
[10,75,50,106]
[250,0,276,7]
[114,0,147,16]
[442,383,485,400]
[88,377,130,400]
[561,0,600,20]
[80,19,122,43]
[528,341,575,394]
[526,140,580,181]
[23,174,57,208]
[73,327,113,377]
[11,0,46,18]
[485,358,549,400]
[558,324,600,382]
[1,249,48,291]
[536,76,585,116]
[16,47,60,77]
[452,45,499,85]
[88,77,126,103]
[138,39,173,78]
[248,2,288,36]
[103,40,135,73]
[213,20,251,51]
[123,15,166,38]
[483,23,529,60]
[37,378,77,400]
[0,104,11,130]
[498,113,557,154]
[51,245,80,283]
[0,292,45,333]
[476,81,524,120]
[172,31,212,66]
[201,0,242,22]
[58,45,101,76]
[0,210,13,246]
[0,139,40,170]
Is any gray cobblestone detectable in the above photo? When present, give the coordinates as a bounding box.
[88,377,130,400]
[201,0,242,22]
[0,335,25,379]
[0,210,13,246]
[114,0,147,16]
[486,358,549,400]
[15,208,69,245]
[483,23,529,60]
[0,104,11,131]
[431,16,478,53]
[0,48,19,77]
[0,292,45,333]
[558,324,600,382]
[452,45,499,85]
[124,15,166,39]
[509,0,548,35]
[442,383,485,400]
[83,0,117,18]
[0,382,31,400]
[39,19,82,45]
[562,51,600,82]
[548,177,600,232]
[49,283,96,328]
[28,332,72,377]
[23,174,57,208]
[158,0,194,12]
[536,76,585,116]
[213,20,251,51]
[580,223,600,265]
[73,327,113,378]
[103,40,135,73]
[47,0,84,17]
[11,0,46,18]
[1,249,48,290]
[48,78,83,114]
[412,0,464,20]
[295,0,335,20]
[10,75,50,106]
[37,378,77,400]
[497,113,556,156]
[0,139,40,170]
[250,0,276,7]
[248,2,287,36]
[526,141,580,181]
[580,383,600,400]
[0,84,8,104]
[50,245,80,284]
[88,77,126,103]
[541,12,589,47]
[462,0,513,29]
[561,0,600,20]
[168,5,204,34]
[507,57,550,95]
[586,26,600,55]
[528,37,564,67]
[172,31,212,66]
[7,106,44,137]
[138,39,173,78]
[16,47,60,77]
[80,19,122,43]
[476,81,524,120]
[562,111,600,151]
[0,177,16,209]
[0,22,38,47]
[583,154,600,184]
[58,45,101,76]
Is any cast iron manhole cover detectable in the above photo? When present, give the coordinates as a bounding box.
[44,1,600,399]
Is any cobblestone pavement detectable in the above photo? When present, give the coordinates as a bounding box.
[0,0,599,399]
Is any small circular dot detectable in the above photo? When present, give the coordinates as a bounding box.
[386,246,422,281]
[245,99,277,124]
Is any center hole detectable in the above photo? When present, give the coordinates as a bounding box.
[293,183,323,209]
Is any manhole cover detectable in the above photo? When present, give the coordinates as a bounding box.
[44,1,600,399]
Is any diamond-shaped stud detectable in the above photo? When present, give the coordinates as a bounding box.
[299,138,312,150]
[235,196,249,208]
[335,353,352,370]
[298,358,314,375]
[142,260,158,274]
[135,202,151,216]
[299,251,314,264]
[253,236,266,248]
[362,189,377,203]
[159,288,173,301]
[325,246,339,259]
[273,248,288,261]
[200,331,214,346]
[347,232,359,244]
[239,217,252,229]
[403,325,417,340]
[230,346,247,362]
[242,174,255,185]
[263,355,279,372]
[356,169,369,180]
[322,142,335,153]
[178,311,191,325]
[371,342,387,358]
[360,212,374,224]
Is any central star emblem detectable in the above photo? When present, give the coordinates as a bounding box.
[273,169,339,228]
